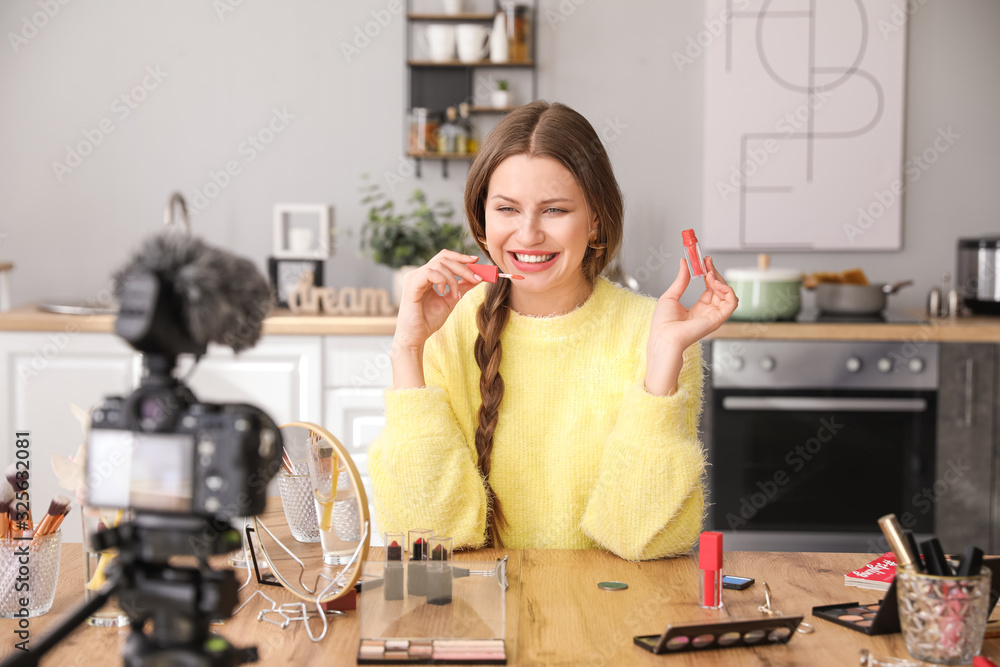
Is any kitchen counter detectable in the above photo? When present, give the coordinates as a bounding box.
[2,302,1000,340]
[0,303,397,336]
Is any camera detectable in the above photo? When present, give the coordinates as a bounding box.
[84,241,281,520]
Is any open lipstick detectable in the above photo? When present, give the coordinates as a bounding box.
[466,263,524,283]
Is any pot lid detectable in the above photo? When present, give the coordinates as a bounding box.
[725,267,802,282]
[958,237,1000,249]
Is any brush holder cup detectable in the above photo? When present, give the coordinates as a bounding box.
[0,531,61,618]
[895,568,991,665]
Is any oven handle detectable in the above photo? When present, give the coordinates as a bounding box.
[721,397,928,412]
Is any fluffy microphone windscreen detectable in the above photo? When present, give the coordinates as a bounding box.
[114,232,273,352]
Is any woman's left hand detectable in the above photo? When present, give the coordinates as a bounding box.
[644,256,738,396]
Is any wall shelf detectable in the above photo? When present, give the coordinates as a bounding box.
[405,1,537,178]
[408,60,534,68]
[407,13,494,21]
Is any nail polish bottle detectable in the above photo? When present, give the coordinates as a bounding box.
[384,532,404,601]
[427,536,453,606]
[682,229,706,277]
[407,529,432,596]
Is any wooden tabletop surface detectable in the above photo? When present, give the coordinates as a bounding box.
[1,544,997,666]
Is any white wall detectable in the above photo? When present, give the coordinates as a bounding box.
[1,0,997,311]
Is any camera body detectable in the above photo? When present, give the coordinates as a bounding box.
[86,390,279,519]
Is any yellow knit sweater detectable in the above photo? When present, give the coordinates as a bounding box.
[367,277,706,561]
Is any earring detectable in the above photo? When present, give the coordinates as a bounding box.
[587,229,606,254]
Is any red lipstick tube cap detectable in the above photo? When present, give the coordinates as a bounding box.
[467,263,498,283]
[699,531,723,571]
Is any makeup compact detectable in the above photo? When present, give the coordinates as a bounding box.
[634,616,802,654]
[813,557,1000,636]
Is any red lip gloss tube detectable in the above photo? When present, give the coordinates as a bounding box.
[682,229,706,277]
[699,531,723,609]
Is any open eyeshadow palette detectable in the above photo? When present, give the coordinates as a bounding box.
[813,556,1000,636]
[634,616,802,654]
[357,639,506,664]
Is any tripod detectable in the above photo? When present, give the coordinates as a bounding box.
[2,514,258,667]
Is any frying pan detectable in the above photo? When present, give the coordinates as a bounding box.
[816,280,913,315]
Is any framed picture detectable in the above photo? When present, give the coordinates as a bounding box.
[268,257,324,309]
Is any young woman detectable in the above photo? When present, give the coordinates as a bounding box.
[368,101,737,561]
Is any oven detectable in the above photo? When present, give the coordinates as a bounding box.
[707,340,939,552]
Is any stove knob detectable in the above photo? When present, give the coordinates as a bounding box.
[731,357,745,371]
[908,358,925,373]
[759,356,776,372]
[877,358,894,373]
[846,357,863,373]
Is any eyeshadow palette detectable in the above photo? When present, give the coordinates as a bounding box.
[633,616,802,654]
[357,638,506,664]
[813,557,1000,636]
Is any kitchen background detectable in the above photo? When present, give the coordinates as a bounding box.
[1,0,998,309]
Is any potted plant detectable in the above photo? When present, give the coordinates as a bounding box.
[360,177,480,304]
[491,79,510,109]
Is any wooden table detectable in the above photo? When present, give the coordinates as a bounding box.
[2,547,997,666]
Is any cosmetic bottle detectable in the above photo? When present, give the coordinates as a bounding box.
[699,531,723,609]
[407,529,432,596]
[682,229,706,277]
[427,537,453,606]
[384,532,404,601]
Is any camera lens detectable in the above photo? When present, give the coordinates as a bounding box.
[140,397,167,423]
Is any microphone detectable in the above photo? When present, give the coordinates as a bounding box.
[113,230,273,354]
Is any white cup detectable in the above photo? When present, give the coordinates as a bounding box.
[289,228,314,254]
[425,24,456,62]
[456,24,489,63]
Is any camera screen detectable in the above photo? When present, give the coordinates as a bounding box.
[86,430,195,512]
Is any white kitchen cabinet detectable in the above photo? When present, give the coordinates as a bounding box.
[180,335,323,426]
[323,335,393,545]
[0,329,394,545]
[0,332,139,543]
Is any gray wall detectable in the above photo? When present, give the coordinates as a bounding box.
[1,0,997,312]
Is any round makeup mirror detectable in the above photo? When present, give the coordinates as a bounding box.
[251,422,370,603]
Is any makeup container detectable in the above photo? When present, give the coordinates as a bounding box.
[407,529,432,596]
[427,537,453,606]
[634,615,802,654]
[682,229,706,278]
[896,568,992,664]
[699,531,723,610]
[383,532,404,601]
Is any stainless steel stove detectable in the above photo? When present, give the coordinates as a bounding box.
[706,339,939,552]
[794,309,929,324]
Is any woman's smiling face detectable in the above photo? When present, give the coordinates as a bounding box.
[485,154,596,315]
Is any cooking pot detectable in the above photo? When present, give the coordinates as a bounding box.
[726,255,802,321]
[816,280,912,315]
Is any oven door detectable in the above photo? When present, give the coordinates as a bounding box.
[709,388,936,547]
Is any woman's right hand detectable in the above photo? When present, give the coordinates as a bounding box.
[393,250,484,353]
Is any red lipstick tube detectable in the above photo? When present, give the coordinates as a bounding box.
[699,531,723,609]
[682,229,706,277]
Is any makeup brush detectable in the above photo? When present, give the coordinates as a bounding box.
[877,514,919,572]
[34,494,71,538]
[47,498,73,535]
[0,481,13,540]
[5,464,31,532]
[466,263,524,283]
[280,447,294,475]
